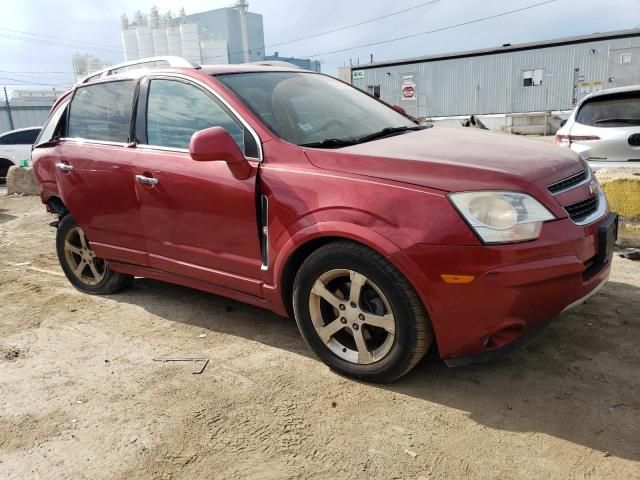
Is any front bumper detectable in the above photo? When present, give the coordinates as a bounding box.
[390,213,617,364]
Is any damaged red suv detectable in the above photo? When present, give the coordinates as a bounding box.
[32,58,617,382]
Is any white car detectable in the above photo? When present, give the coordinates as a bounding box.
[555,85,640,163]
[0,126,42,182]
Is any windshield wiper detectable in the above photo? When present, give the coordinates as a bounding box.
[594,118,640,124]
[299,138,358,148]
[356,126,427,144]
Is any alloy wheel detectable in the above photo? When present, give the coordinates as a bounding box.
[63,226,106,286]
[308,269,396,365]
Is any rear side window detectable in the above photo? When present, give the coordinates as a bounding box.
[0,128,41,145]
[146,79,245,151]
[68,80,136,142]
[576,92,640,127]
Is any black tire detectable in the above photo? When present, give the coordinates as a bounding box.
[293,241,433,383]
[0,158,14,184]
[56,215,133,295]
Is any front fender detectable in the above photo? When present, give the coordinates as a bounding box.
[270,220,403,292]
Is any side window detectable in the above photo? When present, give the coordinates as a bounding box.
[36,99,70,146]
[68,80,136,143]
[21,129,42,145]
[1,129,41,145]
[146,79,245,152]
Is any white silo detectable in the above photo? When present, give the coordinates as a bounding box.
[122,28,139,61]
[180,23,201,64]
[136,25,154,58]
[152,28,169,56]
[166,24,182,56]
[201,39,229,65]
[235,0,250,63]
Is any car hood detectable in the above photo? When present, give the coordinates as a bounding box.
[304,127,585,193]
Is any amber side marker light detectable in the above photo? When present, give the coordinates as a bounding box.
[441,274,475,284]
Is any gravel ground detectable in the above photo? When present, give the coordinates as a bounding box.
[1,192,639,480]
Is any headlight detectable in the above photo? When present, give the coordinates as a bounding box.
[449,191,555,243]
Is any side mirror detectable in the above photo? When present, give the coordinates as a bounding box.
[189,126,252,180]
[392,105,407,115]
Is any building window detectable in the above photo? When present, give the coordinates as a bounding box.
[523,69,543,87]
[367,84,381,99]
[620,53,632,64]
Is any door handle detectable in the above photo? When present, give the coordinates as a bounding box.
[55,162,74,172]
[135,174,159,186]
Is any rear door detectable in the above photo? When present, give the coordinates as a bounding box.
[57,79,148,265]
[131,76,263,295]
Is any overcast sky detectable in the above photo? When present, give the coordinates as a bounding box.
[1,0,639,92]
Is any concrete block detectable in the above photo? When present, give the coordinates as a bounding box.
[6,166,40,196]
[596,169,640,220]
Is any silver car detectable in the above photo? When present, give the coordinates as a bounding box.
[556,85,640,163]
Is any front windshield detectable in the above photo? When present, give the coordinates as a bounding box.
[216,72,418,147]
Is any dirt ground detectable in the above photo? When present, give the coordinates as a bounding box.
[1,191,639,480]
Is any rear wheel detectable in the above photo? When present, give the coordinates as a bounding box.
[56,215,132,294]
[293,241,433,383]
[0,159,14,184]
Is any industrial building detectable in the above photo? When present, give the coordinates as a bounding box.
[72,53,112,82]
[264,52,321,72]
[348,29,640,134]
[121,6,234,65]
[1,89,65,133]
[120,2,319,70]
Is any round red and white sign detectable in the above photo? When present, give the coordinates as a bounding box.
[402,85,416,99]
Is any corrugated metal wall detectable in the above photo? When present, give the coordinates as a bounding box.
[0,107,51,134]
[352,35,640,118]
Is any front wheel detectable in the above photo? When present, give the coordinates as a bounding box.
[56,215,133,295]
[293,241,433,383]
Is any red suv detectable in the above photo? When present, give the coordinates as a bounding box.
[32,58,617,382]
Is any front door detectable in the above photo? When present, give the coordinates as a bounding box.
[132,76,263,296]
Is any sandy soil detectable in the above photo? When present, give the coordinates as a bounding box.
[1,191,639,480]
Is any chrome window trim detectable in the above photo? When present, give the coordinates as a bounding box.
[548,168,592,196]
[570,190,608,226]
[135,143,260,162]
[59,138,131,148]
[144,73,263,163]
[136,144,189,154]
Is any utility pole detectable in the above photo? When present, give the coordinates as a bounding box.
[3,87,14,131]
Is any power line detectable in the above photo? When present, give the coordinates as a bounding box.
[267,0,441,50]
[0,33,121,54]
[0,76,71,87]
[0,27,121,50]
[0,70,74,75]
[303,0,559,58]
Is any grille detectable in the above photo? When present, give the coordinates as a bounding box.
[548,169,589,195]
[565,195,599,223]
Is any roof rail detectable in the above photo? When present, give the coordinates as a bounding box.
[79,56,200,84]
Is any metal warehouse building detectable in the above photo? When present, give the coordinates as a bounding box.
[349,29,640,134]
